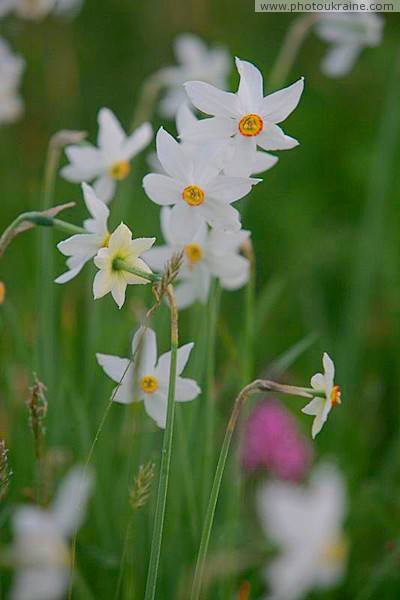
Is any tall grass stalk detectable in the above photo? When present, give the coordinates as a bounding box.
[201,281,220,517]
[144,284,179,600]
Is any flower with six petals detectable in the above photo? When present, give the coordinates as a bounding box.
[183,57,304,177]
[143,127,260,243]
[61,108,153,203]
[93,223,155,309]
[96,326,201,428]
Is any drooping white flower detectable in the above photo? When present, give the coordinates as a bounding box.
[93,222,155,309]
[302,352,341,439]
[55,182,110,284]
[157,33,231,119]
[10,466,93,600]
[257,462,348,600]
[0,36,24,124]
[61,108,153,203]
[183,57,304,177]
[143,127,260,243]
[316,12,384,78]
[96,326,201,428]
[144,207,250,309]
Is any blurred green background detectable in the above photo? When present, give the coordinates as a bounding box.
[1,4,400,599]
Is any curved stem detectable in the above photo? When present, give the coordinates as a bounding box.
[190,377,313,600]
[144,284,179,600]
[267,14,317,91]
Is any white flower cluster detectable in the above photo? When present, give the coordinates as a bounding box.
[57,53,304,311]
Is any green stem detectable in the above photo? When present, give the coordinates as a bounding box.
[113,259,161,283]
[242,242,255,385]
[52,218,86,235]
[190,381,263,600]
[267,14,317,90]
[202,281,220,517]
[190,377,314,600]
[144,285,178,600]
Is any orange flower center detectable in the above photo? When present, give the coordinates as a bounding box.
[140,375,158,394]
[238,113,263,137]
[184,243,203,267]
[182,185,205,206]
[108,160,131,180]
[330,385,341,408]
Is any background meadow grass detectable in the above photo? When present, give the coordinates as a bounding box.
[1,4,400,599]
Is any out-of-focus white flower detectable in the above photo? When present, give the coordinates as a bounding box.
[316,12,384,78]
[257,462,348,600]
[302,352,341,439]
[55,183,110,284]
[93,223,155,309]
[97,326,201,428]
[183,58,303,177]
[0,0,16,18]
[0,36,24,124]
[0,0,84,20]
[157,33,231,119]
[144,207,250,309]
[53,0,84,18]
[10,466,93,600]
[143,127,260,243]
[61,108,153,203]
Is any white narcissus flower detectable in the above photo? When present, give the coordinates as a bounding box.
[316,12,384,78]
[93,223,155,309]
[302,352,341,439]
[10,466,93,600]
[61,108,153,203]
[143,127,260,243]
[96,326,201,428]
[55,182,110,284]
[183,57,304,177]
[157,33,231,119]
[257,463,348,600]
[144,207,250,309]
[0,36,25,124]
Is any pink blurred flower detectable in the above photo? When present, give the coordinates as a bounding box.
[241,398,313,481]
